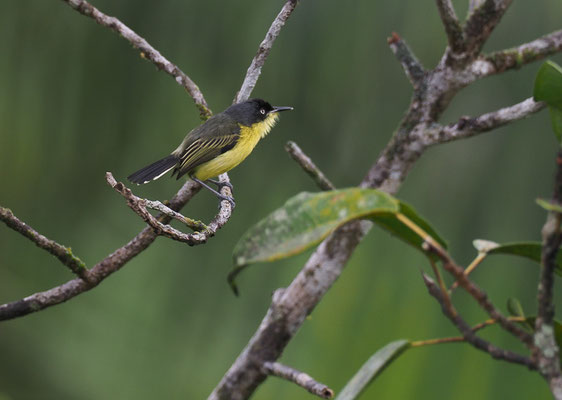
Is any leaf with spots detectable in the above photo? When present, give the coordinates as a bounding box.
[229,188,447,294]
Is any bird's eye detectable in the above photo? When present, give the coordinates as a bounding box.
[260,108,266,115]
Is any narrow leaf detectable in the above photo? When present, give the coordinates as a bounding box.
[474,241,562,277]
[548,107,562,144]
[537,198,562,213]
[336,340,410,400]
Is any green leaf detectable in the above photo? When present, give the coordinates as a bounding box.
[507,298,526,319]
[229,189,399,293]
[537,198,562,213]
[229,189,447,294]
[374,201,448,252]
[336,340,410,400]
[534,60,562,109]
[534,61,562,144]
[473,240,562,277]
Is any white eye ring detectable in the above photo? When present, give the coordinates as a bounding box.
[260,108,266,115]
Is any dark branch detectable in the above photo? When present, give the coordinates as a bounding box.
[61,0,212,119]
[0,206,90,282]
[285,141,335,191]
[262,362,334,399]
[422,273,535,369]
[422,241,534,347]
[435,0,464,53]
[387,33,425,87]
[464,0,513,59]
[534,150,562,387]
[234,0,298,103]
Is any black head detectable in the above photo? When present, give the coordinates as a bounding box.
[224,98,293,126]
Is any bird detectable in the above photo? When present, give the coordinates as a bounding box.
[127,98,293,207]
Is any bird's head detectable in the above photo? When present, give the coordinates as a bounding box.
[225,98,293,127]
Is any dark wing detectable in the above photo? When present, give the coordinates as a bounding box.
[172,132,239,180]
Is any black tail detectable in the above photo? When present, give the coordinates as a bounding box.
[127,154,179,184]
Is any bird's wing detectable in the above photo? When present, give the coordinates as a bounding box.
[173,132,239,179]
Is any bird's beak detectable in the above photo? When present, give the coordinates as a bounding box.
[270,106,294,113]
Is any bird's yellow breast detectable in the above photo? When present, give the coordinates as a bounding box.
[192,113,279,181]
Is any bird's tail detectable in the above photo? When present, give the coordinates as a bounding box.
[127,154,179,184]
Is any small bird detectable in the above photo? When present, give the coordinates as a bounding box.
[127,98,293,206]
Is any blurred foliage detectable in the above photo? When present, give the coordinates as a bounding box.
[1,0,562,399]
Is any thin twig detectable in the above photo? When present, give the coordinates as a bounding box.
[450,252,487,292]
[424,97,546,146]
[422,273,535,369]
[0,206,91,282]
[435,0,464,53]
[285,141,335,191]
[234,0,298,104]
[387,33,425,87]
[421,240,535,348]
[534,150,562,390]
[411,316,527,347]
[262,362,334,399]
[0,177,202,321]
[61,0,212,119]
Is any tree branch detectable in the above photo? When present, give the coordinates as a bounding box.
[421,240,534,347]
[0,206,90,282]
[483,30,562,76]
[387,33,426,87]
[435,0,464,53]
[0,177,202,321]
[464,0,513,59]
[423,97,545,146]
[234,0,298,104]
[421,273,535,369]
[61,0,212,119]
[262,362,334,399]
[285,141,335,191]
[106,173,232,245]
[534,150,562,395]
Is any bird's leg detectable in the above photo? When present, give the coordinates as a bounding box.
[192,177,235,209]
[207,178,234,192]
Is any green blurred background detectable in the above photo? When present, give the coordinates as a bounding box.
[1,0,561,399]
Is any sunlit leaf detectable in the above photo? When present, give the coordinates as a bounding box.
[336,340,410,400]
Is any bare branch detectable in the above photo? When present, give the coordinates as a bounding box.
[61,0,212,119]
[234,0,299,103]
[0,206,91,282]
[387,33,426,87]
[435,0,464,53]
[285,141,335,191]
[483,30,562,76]
[464,0,513,58]
[421,240,534,347]
[0,176,202,321]
[262,362,334,399]
[424,97,546,146]
[422,273,535,369]
[106,173,234,245]
[534,150,562,392]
